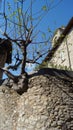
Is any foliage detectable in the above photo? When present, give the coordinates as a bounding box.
[34,61,48,71]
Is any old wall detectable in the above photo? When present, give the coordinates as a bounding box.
[0,68,73,130]
[48,28,73,70]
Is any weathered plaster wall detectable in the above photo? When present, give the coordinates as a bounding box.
[0,69,73,130]
[48,28,73,70]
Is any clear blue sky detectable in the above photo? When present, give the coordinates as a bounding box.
[50,0,73,30]
[37,0,73,33]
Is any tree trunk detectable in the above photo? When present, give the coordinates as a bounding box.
[21,43,27,74]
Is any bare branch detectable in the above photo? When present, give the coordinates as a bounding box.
[0,67,18,82]
[4,60,22,71]
[26,59,40,65]
[26,50,49,64]
[31,39,50,44]
[3,32,22,47]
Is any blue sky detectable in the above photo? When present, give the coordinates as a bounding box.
[50,0,73,29]
[0,0,73,43]
[37,0,73,33]
[0,0,73,76]
[0,0,73,37]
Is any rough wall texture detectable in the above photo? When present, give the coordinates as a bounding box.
[0,68,73,130]
[48,28,73,70]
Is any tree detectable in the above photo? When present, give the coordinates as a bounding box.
[0,0,63,94]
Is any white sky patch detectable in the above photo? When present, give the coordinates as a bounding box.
[25,63,36,72]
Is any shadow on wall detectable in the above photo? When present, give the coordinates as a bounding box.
[29,68,73,82]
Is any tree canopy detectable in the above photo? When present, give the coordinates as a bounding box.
[0,0,63,79]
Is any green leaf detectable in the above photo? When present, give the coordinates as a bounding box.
[7,2,11,11]
[30,16,34,21]
[42,5,47,11]
[42,32,46,39]
[45,42,48,46]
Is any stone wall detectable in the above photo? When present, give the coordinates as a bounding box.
[0,68,73,130]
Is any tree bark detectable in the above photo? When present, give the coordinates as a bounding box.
[21,42,27,74]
